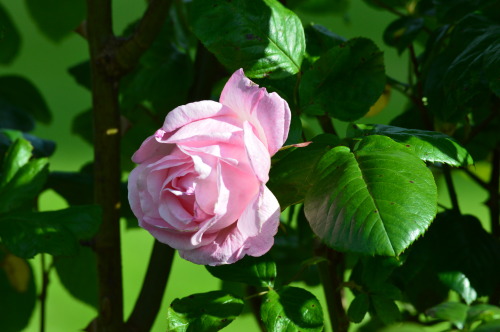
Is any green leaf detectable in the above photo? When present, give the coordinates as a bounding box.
[377,323,426,332]
[287,0,350,15]
[25,0,86,42]
[347,124,474,166]
[304,24,346,58]
[0,205,101,258]
[166,291,244,332]
[433,0,497,22]
[54,246,98,309]
[0,75,52,125]
[71,109,93,145]
[0,252,37,332]
[68,61,91,91]
[0,138,33,187]
[206,255,277,288]
[261,286,324,332]
[189,0,305,79]
[467,304,500,326]
[268,137,337,209]
[120,17,193,116]
[348,293,369,323]
[0,4,21,65]
[426,302,468,329]
[371,295,401,325]
[383,16,425,54]
[0,130,56,158]
[438,271,477,305]
[300,38,386,121]
[0,157,49,214]
[305,135,437,256]
[474,320,500,332]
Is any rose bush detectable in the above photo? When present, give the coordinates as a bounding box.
[128,69,291,265]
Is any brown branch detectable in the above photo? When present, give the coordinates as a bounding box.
[86,0,124,330]
[318,115,338,136]
[115,0,173,74]
[408,44,433,130]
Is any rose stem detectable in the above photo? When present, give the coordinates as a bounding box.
[87,0,171,330]
[316,244,349,332]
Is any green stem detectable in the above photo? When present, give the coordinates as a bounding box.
[39,254,51,332]
[316,245,349,332]
[443,165,460,214]
[126,241,175,332]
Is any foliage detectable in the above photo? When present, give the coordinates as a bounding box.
[1,0,499,331]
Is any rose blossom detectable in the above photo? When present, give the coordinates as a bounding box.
[127,69,291,266]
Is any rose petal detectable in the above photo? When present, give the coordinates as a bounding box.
[237,185,280,237]
[161,100,231,134]
[132,136,175,164]
[243,121,271,183]
[220,68,291,155]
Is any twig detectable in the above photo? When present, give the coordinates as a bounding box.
[39,254,52,332]
[125,241,175,332]
[443,165,460,214]
[316,245,349,332]
[488,145,500,238]
[115,0,173,74]
[318,115,338,136]
[408,44,433,130]
[371,0,406,17]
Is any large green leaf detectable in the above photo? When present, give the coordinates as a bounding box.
[268,136,337,209]
[206,255,277,288]
[348,124,474,166]
[166,291,244,331]
[300,38,385,121]
[54,246,98,309]
[347,293,369,323]
[0,252,36,332]
[426,302,468,329]
[261,286,324,332]
[304,24,346,59]
[189,0,305,79]
[0,4,21,65]
[25,0,86,42]
[0,75,52,125]
[305,135,437,256]
[0,205,101,258]
[371,295,401,325]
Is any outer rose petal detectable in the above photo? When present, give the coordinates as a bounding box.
[131,136,175,164]
[237,185,280,238]
[179,189,280,266]
[160,100,231,134]
[220,68,291,155]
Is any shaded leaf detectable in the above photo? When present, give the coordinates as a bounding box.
[54,246,98,309]
[371,295,401,325]
[347,124,474,166]
[467,304,500,326]
[300,38,385,121]
[190,0,305,79]
[268,137,337,209]
[0,4,21,64]
[68,61,91,91]
[0,252,36,332]
[0,75,52,125]
[305,135,437,256]
[304,24,346,59]
[206,255,277,288]
[25,0,86,42]
[0,205,101,258]
[166,291,244,331]
[287,0,350,15]
[474,320,500,332]
[348,293,369,323]
[261,286,324,332]
[383,16,425,54]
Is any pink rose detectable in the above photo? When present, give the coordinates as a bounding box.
[128,69,291,266]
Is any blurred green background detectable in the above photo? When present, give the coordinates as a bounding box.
[2,0,490,331]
